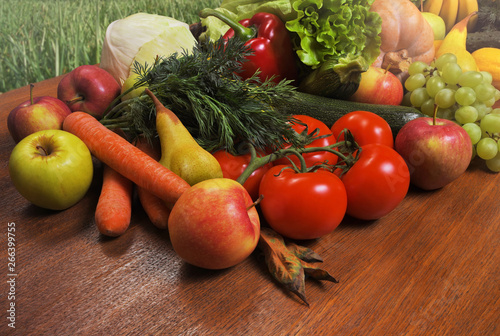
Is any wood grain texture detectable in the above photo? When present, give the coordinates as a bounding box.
[1,78,499,335]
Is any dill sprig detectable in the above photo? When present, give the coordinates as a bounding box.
[101,37,301,154]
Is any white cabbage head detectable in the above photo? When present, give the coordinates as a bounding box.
[100,13,197,85]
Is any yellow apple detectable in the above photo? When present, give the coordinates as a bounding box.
[421,12,446,41]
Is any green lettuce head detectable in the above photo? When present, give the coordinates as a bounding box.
[286,0,381,69]
[284,0,382,98]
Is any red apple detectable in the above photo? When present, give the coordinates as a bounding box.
[57,65,121,118]
[350,66,404,105]
[394,117,472,190]
[7,84,72,143]
[168,178,260,270]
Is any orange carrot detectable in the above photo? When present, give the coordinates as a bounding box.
[137,187,171,229]
[134,136,171,229]
[62,112,190,208]
[95,164,133,237]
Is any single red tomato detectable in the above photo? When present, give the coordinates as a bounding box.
[330,111,394,148]
[212,149,272,200]
[341,143,410,220]
[259,165,347,240]
[274,115,338,168]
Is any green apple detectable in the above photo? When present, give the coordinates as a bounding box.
[9,129,94,210]
[421,12,446,41]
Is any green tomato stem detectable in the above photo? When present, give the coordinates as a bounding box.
[236,140,357,185]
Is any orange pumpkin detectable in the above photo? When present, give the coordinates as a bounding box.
[370,0,435,82]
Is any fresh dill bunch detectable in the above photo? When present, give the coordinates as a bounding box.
[101,37,302,154]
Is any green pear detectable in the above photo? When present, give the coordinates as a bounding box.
[146,89,223,186]
[421,12,446,41]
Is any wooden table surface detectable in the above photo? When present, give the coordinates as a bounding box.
[1,76,499,336]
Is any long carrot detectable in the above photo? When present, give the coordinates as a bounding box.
[134,136,171,229]
[95,164,133,237]
[63,112,190,208]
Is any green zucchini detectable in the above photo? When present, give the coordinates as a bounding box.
[273,91,425,137]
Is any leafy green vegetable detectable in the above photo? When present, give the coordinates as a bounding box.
[286,0,382,98]
[102,37,302,154]
[286,0,381,70]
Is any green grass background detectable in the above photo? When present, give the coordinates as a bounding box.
[0,0,221,93]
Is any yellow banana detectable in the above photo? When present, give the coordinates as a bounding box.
[440,0,460,33]
[424,0,445,15]
[457,0,478,30]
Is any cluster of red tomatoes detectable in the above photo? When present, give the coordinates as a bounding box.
[213,111,411,241]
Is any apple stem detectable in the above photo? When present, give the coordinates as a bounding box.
[384,63,393,74]
[432,104,438,125]
[247,194,264,210]
[66,96,84,105]
[36,145,49,156]
[29,83,35,105]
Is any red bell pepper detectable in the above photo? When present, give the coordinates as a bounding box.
[200,9,298,84]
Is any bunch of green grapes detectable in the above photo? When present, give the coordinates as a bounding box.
[403,53,500,172]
